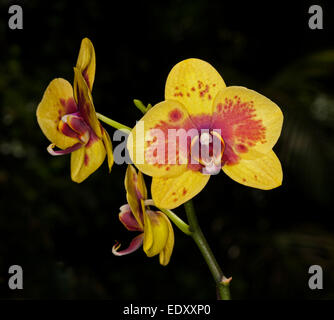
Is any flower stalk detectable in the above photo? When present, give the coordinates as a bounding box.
[184,200,231,300]
[96,112,131,132]
[144,199,191,236]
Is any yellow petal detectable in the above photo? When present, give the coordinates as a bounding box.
[125,165,144,229]
[159,214,174,266]
[152,170,210,209]
[222,150,283,190]
[76,38,96,91]
[212,86,283,163]
[165,58,226,124]
[127,100,191,178]
[73,67,102,138]
[36,78,79,149]
[143,207,170,258]
[101,128,114,172]
[137,171,148,200]
[70,138,106,183]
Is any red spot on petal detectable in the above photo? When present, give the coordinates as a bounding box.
[242,178,246,182]
[208,94,212,100]
[169,109,183,122]
[172,192,176,195]
[84,153,89,166]
[182,188,187,195]
[60,97,78,115]
[187,93,190,97]
[236,144,248,153]
[191,87,196,91]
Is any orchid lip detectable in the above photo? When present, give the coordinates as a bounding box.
[47,142,83,156]
[189,129,225,175]
[59,113,91,144]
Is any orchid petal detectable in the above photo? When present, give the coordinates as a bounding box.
[212,86,283,165]
[119,205,143,232]
[222,150,283,189]
[73,67,102,139]
[101,128,114,172]
[127,100,192,178]
[152,170,210,209]
[165,58,226,125]
[36,78,79,149]
[76,38,96,91]
[143,206,170,258]
[70,137,106,183]
[125,165,144,229]
[159,214,174,266]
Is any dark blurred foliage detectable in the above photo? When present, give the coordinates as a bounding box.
[0,0,334,299]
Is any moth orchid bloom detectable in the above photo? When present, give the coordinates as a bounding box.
[128,58,283,209]
[112,165,174,266]
[36,38,113,183]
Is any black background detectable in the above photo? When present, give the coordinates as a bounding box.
[0,0,334,299]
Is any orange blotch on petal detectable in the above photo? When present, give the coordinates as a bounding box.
[168,109,183,122]
[213,96,266,165]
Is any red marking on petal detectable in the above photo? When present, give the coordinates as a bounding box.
[169,109,183,122]
[60,97,78,115]
[82,68,91,89]
[208,94,212,100]
[212,96,266,165]
[182,188,187,195]
[191,87,196,91]
[199,84,210,98]
[236,144,248,153]
[187,93,190,97]
[84,153,89,166]
[59,122,80,139]
[119,209,143,232]
[175,86,179,90]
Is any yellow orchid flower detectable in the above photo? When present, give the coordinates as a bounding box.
[112,165,174,266]
[128,58,283,209]
[36,38,113,183]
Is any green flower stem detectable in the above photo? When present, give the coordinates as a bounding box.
[160,208,192,236]
[184,200,231,300]
[144,200,191,236]
[96,113,131,132]
[133,99,148,114]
